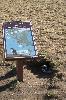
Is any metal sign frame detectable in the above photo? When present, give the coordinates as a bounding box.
[3,21,38,60]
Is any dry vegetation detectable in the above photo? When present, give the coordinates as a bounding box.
[0,0,66,100]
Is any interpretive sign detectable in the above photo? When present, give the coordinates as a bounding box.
[3,21,38,59]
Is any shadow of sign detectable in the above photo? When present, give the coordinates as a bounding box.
[27,58,58,79]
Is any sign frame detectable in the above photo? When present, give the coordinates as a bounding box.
[3,21,38,60]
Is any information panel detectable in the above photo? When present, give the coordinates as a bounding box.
[3,21,38,59]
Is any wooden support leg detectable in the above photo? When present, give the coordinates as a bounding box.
[16,60,24,82]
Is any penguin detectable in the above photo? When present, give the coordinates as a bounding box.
[10,48,17,55]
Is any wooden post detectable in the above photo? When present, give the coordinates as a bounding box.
[16,60,24,82]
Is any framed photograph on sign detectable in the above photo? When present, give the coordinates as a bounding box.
[3,21,38,59]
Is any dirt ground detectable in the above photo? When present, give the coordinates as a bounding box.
[0,0,66,100]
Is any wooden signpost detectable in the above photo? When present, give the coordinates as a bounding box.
[3,21,39,81]
[16,60,24,81]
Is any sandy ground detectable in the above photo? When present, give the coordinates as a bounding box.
[0,0,66,100]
